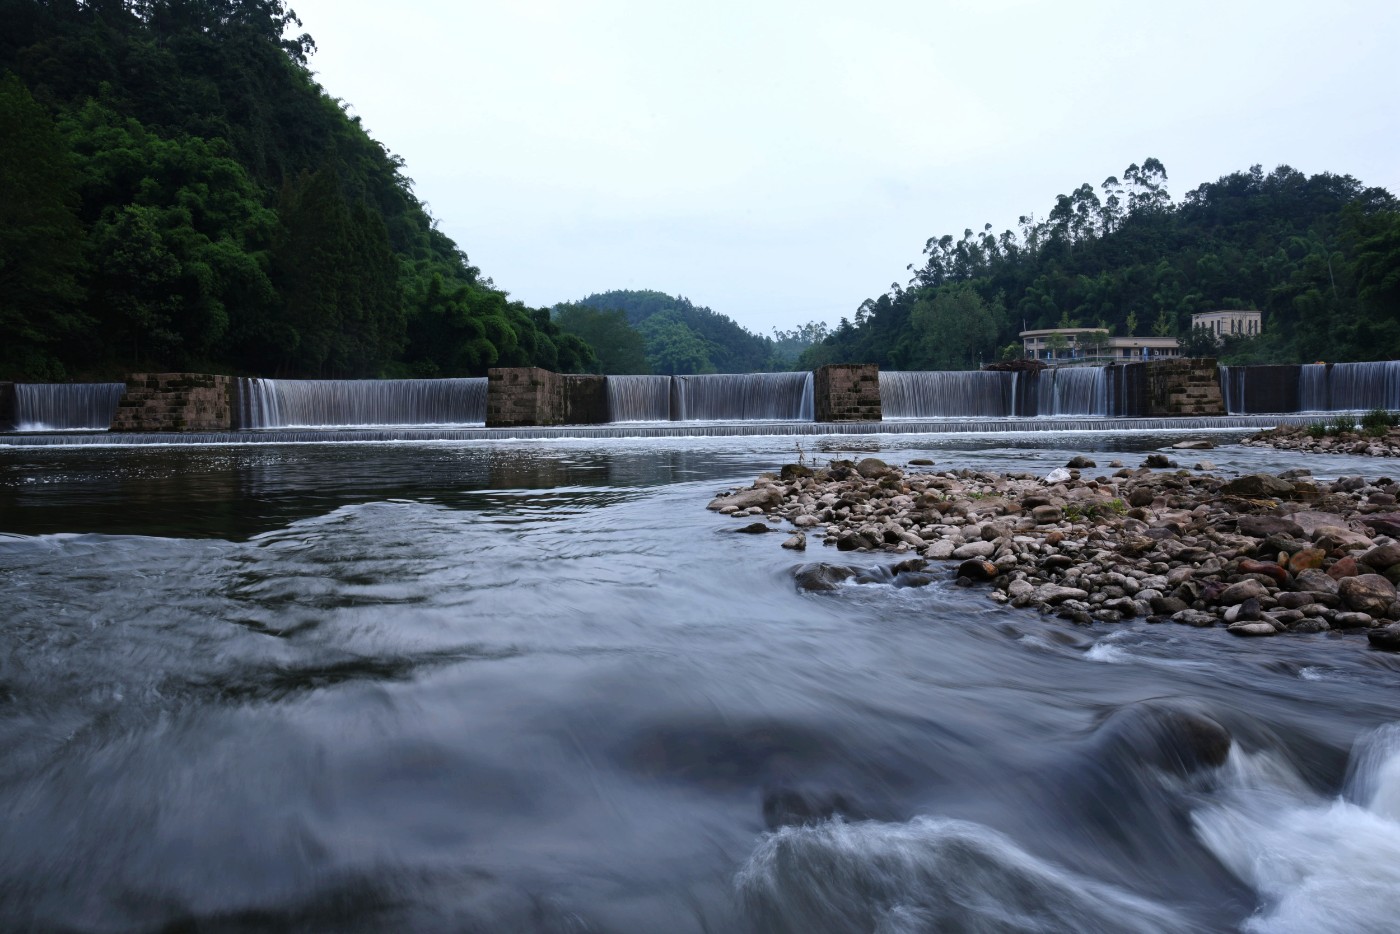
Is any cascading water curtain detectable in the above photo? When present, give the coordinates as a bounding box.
[670,373,814,420]
[13,383,126,430]
[237,378,487,428]
[605,376,673,421]
[879,372,1013,418]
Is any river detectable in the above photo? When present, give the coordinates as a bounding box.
[2,431,1398,932]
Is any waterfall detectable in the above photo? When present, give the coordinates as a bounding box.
[1327,361,1400,410]
[670,372,814,421]
[606,375,673,422]
[1297,364,1329,411]
[1034,367,1109,416]
[13,383,125,430]
[881,371,1012,417]
[238,378,487,428]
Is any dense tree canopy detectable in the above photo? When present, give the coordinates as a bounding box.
[0,0,592,379]
[803,160,1400,370]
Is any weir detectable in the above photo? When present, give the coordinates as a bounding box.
[238,377,488,428]
[12,383,126,431]
[1222,361,1400,413]
[606,375,674,422]
[671,372,814,421]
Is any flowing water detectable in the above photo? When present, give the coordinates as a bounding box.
[2,433,1400,932]
[11,383,126,431]
[238,378,488,428]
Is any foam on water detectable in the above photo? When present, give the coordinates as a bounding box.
[736,815,1190,934]
[1193,725,1400,933]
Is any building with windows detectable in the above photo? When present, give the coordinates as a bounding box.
[1019,328,1181,364]
[1191,310,1261,338]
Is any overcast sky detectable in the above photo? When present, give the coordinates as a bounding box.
[289,0,1400,335]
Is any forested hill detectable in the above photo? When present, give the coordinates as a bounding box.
[1,0,595,380]
[802,160,1400,371]
[554,289,824,375]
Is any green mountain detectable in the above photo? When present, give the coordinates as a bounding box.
[0,0,594,380]
[555,289,822,375]
[802,159,1400,371]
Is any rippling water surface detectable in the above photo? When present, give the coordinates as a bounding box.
[3,432,1400,932]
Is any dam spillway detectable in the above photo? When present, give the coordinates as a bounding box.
[237,377,489,428]
[11,383,126,431]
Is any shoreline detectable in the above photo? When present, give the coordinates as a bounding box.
[710,452,1400,648]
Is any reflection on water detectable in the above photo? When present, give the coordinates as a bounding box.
[1,434,1399,931]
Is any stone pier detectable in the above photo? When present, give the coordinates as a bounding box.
[0,383,14,431]
[1144,358,1226,416]
[813,364,882,422]
[110,373,234,431]
[485,368,608,427]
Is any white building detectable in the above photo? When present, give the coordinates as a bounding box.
[1191,310,1261,338]
[1020,328,1181,363]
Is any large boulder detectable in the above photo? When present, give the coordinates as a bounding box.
[1361,543,1400,569]
[1218,579,1269,605]
[1237,515,1305,539]
[708,485,783,511]
[1221,474,1295,497]
[1339,574,1398,616]
[855,458,893,479]
[793,563,857,592]
[1368,623,1400,651]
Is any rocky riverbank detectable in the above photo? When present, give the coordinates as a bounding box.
[1244,423,1400,457]
[708,457,1400,648]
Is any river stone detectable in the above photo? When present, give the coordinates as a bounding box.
[1361,543,1400,569]
[734,522,770,534]
[1227,621,1278,637]
[1032,505,1065,525]
[1223,598,1261,624]
[793,563,856,592]
[1338,574,1397,615]
[1313,526,1374,552]
[1172,609,1217,627]
[1143,454,1175,468]
[855,458,892,479]
[1151,595,1189,615]
[908,458,935,466]
[1066,455,1096,468]
[1327,556,1360,580]
[1036,584,1089,605]
[1172,439,1215,450]
[1285,510,1354,536]
[709,486,782,511]
[1236,559,1289,587]
[1367,623,1400,650]
[922,540,956,560]
[781,532,807,551]
[1221,474,1295,497]
[1218,579,1269,605]
[1238,515,1306,539]
[793,514,821,528]
[1287,548,1326,573]
[951,540,997,559]
[780,463,813,480]
[1291,618,1331,634]
[1332,611,1374,628]
[956,558,999,581]
[1127,488,1156,508]
[1359,513,1400,538]
[1295,569,1340,595]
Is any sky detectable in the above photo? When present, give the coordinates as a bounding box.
[288,0,1400,336]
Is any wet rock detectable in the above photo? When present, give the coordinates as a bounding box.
[1238,515,1306,539]
[956,558,999,581]
[1172,439,1215,450]
[1338,574,1398,615]
[709,486,782,511]
[1221,474,1295,497]
[1195,461,1217,471]
[793,563,857,592]
[780,463,813,480]
[1361,543,1400,569]
[1236,559,1289,587]
[1151,595,1189,615]
[1143,454,1176,468]
[1036,584,1089,605]
[1296,569,1340,595]
[1066,455,1097,468]
[855,458,892,479]
[951,540,996,560]
[1218,579,1269,605]
[781,532,807,551]
[1290,618,1331,634]
[1367,623,1400,650]
[1172,609,1217,627]
[1227,621,1279,637]
[1287,548,1326,573]
[734,522,771,534]
[793,514,821,528]
[1127,488,1156,508]
[923,539,956,560]
[1332,611,1374,628]
[1223,598,1262,624]
[908,458,935,466]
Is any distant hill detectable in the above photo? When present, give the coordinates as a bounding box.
[555,289,820,375]
[802,159,1400,370]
